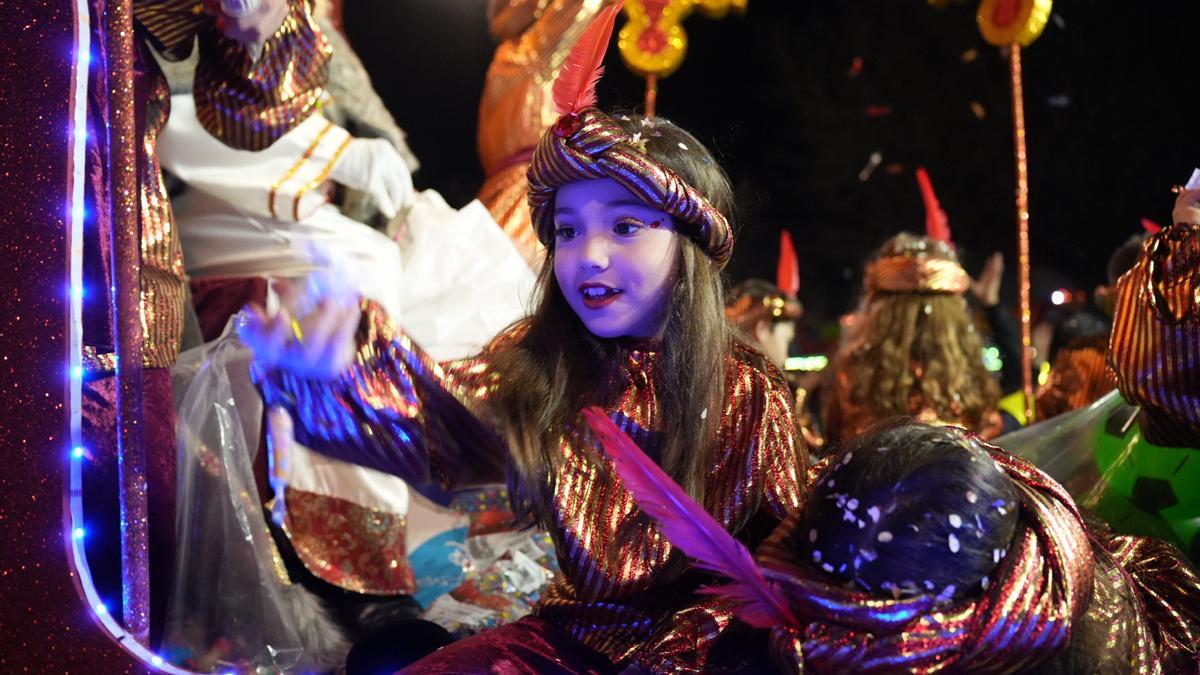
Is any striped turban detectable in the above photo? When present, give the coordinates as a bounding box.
[527,108,733,268]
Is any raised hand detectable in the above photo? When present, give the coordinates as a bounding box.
[240,279,362,380]
[970,252,1004,307]
[1172,187,1200,227]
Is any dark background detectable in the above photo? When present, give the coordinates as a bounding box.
[344,0,1197,329]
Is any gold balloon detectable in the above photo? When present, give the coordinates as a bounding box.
[977,0,1053,46]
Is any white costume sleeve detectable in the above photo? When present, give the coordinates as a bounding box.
[159,94,356,223]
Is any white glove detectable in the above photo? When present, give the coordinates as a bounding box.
[330,138,414,219]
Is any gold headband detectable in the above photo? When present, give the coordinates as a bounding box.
[864,255,970,295]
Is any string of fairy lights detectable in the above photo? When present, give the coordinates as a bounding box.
[64,0,194,671]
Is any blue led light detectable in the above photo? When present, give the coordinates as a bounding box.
[73,527,85,539]
[73,446,85,459]
[71,366,83,379]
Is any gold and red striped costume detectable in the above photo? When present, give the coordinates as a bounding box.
[256,304,805,671]
[477,0,614,269]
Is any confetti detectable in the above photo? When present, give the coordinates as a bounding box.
[866,104,892,118]
[859,151,884,182]
[970,101,986,119]
[965,490,978,504]
[949,533,961,553]
[949,514,962,528]
[878,531,893,543]
[867,506,881,523]
[809,528,818,543]
[848,56,863,78]
[960,48,978,63]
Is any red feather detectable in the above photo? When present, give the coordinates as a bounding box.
[581,407,797,629]
[1141,217,1161,235]
[777,230,800,297]
[916,167,952,243]
[552,2,624,116]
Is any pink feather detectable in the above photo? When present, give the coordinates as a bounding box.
[552,1,624,116]
[916,167,952,243]
[581,407,797,629]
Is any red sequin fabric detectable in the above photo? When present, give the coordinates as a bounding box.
[256,304,805,672]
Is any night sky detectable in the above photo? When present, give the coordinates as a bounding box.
[345,0,1198,326]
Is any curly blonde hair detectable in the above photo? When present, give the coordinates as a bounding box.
[825,234,999,439]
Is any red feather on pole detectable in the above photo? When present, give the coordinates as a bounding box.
[552,1,625,117]
[777,230,800,297]
[581,407,797,629]
[916,167,952,243]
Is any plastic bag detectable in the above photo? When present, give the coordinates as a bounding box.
[994,390,1198,558]
[164,320,347,672]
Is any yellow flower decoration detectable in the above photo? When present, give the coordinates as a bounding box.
[977,0,1053,47]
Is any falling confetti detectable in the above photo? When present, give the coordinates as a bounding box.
[960,48,978,63]
[866,104,893,118]
[848,56,864,78]
[970,101,987,119]
[859,151,883,182]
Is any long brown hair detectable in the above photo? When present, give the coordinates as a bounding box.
[831,233,999,433]
[490,114,736,526]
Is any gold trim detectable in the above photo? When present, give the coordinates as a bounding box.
[268,119,335,220]
[82,345,119,377]
[292,135,353,222]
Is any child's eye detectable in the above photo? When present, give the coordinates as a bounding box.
[614,219,644,236]
[555,226,578,241]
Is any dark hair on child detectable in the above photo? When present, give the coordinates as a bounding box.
[795,422,1020,601]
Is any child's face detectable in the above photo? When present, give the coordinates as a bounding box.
[553,178,680,340]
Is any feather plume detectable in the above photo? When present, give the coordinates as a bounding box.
[581,407,797,628]
[777,230,800,297]
[552,1,624,116]
[916,167,952,243]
